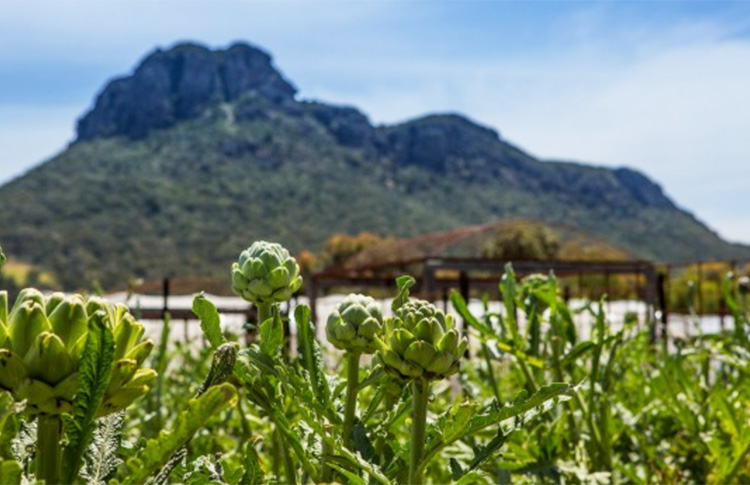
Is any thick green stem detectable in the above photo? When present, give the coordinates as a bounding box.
[257,302,273,327]
[342,352,361,448]
[409,379,429,485]
[321,424,334,483]
[275,426,296,485]
[37,415,62,485]
[481,343,501,402]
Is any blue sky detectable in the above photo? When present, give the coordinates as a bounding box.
[1,0,750,243]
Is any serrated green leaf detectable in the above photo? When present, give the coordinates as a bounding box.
[259,309,283,356]
[441,403,476,443]
[450,290,493,339]
[195,342,239,397]
[466,428,508,474]
[352,422,377,464]
[82,411,125,485]
[192,293,223,349]
[328,462,367,485]
[449,457,464,481]
[122,383,238,485]
[454,470,494,485]
[295,305,330,408]
[413,383,571,479]
[391,275,416,312]
[0,394,19,460]
[559,341,596,367]
[467,383,571,436]
[62,312,115,484]
[242,439,265,485]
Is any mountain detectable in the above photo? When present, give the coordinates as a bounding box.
[1,41,747,290]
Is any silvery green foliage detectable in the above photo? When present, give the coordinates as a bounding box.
[379,299,467,381]
[11,419,35,466]
[231,241,302,305]
[152,448,188,485]
[81,412,125,485]
[194,343,239,397]
[0,289,156,417]
[326,294,383,354]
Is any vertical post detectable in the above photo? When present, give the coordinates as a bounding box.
[578,271,584,299]
[458,271,469,310]
[604,270,611,300]
[161,277,170,320]
[719,263,729,332]
[458,270,470,358]
[645,266,658,344]
[657,272,668,343]
[697,262,704,316]
[308,274,318,326]
[422,260,436,303]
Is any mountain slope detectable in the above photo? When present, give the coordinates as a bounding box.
[1,41,747,289]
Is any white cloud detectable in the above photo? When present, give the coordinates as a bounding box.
[300,34,750,243]
[0,1,749,243]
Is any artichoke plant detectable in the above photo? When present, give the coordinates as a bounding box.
[0,289,156,417]
[378,296,467,485]
[379,299,467,381]
[326,293,383,354]
[326,294,384,448]
[231,241,302,307]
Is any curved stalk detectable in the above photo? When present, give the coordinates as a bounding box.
[257,302,296,483]
[276,426,297,485]
[37,415,62,484]
[257,303,273,328]
[342,352,361,448]
[409,379,429,485]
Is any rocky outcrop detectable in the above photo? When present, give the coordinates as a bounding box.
[303,102,383,151]
[77,42,296,140]
[381,114,502,171]
[613,168,675,209]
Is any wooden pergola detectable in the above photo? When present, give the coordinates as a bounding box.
[309,256,662,341]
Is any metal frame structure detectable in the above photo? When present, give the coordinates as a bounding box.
[309,256,661,340]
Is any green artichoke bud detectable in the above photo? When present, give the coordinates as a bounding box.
[521,273,551,295]
[231,241,302,305]
[378,299,467,381]
[0,289,155,417]
[326,294,383,354]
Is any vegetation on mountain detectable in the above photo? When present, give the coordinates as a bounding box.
[0,41,747,290]
[482,220,562,261]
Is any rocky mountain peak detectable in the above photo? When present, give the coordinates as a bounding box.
[380,113,505,172]
[76,42,297,140]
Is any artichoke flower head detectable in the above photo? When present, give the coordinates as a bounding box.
[326,294,383,354]
[520,273,555,311]
[231,241,302,305]
[0,289,155,417]
[379,299,467,381]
